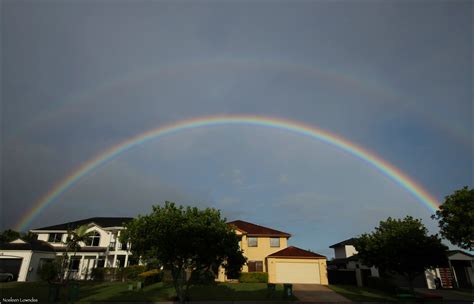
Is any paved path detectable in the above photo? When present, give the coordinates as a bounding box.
[292,284,351,303]
[414,288,473,302]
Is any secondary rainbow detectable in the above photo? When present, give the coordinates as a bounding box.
[16,115,440,230]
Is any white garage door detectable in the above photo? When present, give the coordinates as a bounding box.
[275,262,320,284]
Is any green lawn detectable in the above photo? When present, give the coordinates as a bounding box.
[328,284,398,302]
[0,281,294,302]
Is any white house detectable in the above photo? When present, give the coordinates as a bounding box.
[425,250,474,289]
[328,238,379,287]
[328,238,474,289]
[0,217,133,282]
[0,239,57,282]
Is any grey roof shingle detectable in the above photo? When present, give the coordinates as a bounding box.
[329,237,358,248]
[32,217,133,231]
[0,239,55,252]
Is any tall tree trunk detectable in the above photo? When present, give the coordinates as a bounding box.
[172,265,186,303]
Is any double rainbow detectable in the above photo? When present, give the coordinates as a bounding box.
[16,115,440,230]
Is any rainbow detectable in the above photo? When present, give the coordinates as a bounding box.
[9,57,472,149]
[16,115,440,231]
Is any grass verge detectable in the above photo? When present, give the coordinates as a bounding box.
[1,281,295,302]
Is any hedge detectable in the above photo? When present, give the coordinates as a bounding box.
[138,269,163,286]
[90,266,147,282]
[239,272,268,283]
[121,265,147,281]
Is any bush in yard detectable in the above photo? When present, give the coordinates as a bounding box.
[90,268,106,281]
[120,265,147,281]
[38,260,60,283]
[239,272,268,283]
[138,269,163,286]
[91,267,123,281]
[189,269,216,285]
[145,259,162,271]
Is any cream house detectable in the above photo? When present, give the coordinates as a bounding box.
[217,220,328,284]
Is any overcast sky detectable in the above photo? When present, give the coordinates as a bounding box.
[1,0,472,257]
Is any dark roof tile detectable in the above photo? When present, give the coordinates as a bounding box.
[32,217,133,231]
[267,246,326,259]
[329,238,358,248]
[227,220,291,237]
[0,239,55,252]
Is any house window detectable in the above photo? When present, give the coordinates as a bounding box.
[119,242,128,251]
[247,261,263,272]
[87,231,101,246]
[69,257,81,271]
[96,258,105,268]
[109,241,116,250]
[248,237,258,247]
[48,233,63,243]
[270,237,280,247]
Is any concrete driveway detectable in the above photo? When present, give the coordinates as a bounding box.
[293,284,351,303]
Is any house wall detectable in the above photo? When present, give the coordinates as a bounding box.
[344,245,358,258]
[468,263,474,288]
[26,252,57,281]
[34,226,127,249]
[334,247,346,259]
[267,257,328,285]
[37,232,66,246]
[33,226,132,269]
[0,250,33,282]
[449,253,473,261]
[449,253,474,288]
[240,235,288,272]
[424,269,437,289]
[59,252,106,280]
[31,225,133,282]
[333,245,357,259]
[342,260,379,286]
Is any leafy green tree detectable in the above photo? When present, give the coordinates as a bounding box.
[0,229,21,243]
[355,216,448,293]
[432,186,474,250]
[0,230,38,243]
[120,202,246,303]
[20,231,38,241]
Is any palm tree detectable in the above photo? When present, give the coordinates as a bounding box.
[62,225,94,282]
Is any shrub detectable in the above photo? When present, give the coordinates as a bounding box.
[189,269,216,285]
[120,265,147,281]
[90,268,106,281]
[90,266,149,282]
[239,272,268,283]
[145,259,162,271]
[38,260,60,282]
[90,268,119,281]
[138,269,163,286]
